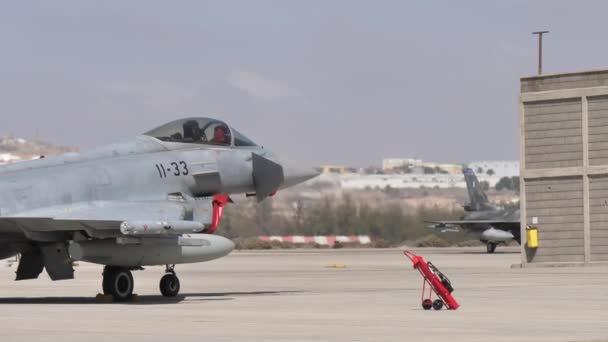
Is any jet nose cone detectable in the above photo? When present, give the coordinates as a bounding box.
[281,160,320,188]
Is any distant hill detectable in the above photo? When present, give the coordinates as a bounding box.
[0,137,78,164]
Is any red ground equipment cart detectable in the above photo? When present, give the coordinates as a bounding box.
[403,250,459,310]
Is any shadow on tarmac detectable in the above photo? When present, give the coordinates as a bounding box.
[0,290,305,305]
[459,251,520,255]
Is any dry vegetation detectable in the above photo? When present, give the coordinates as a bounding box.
[217,187,496,248]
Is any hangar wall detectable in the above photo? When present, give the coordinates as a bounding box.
[520,70,608,265]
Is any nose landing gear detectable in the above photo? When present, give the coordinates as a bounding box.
[159,264,180,297]
[486,242,497,253]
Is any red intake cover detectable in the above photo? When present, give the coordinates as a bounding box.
[207,194,229,234]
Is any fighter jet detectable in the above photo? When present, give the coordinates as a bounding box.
[428,168,520,253]
[0,117,318,300]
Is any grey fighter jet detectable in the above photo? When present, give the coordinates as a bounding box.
[428,168,520,253]
[0,117,318,300]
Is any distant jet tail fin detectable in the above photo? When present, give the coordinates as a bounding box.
[463,168,491,211]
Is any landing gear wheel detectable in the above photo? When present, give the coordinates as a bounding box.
[160,273,180,297]
[102,266,115,294]
[432,299,444,310]
[160,265,180,297]
[422,299,433,310]
[102,277,111,294]
[103,267,134,301]
[486,242,497,253]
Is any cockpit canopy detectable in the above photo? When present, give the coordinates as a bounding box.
[144,117,257,147]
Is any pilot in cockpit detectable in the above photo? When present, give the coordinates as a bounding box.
[210,125,229,145]
[182,120,203,142]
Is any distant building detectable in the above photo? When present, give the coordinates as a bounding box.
[467,161,519,178]
[437,163,463,174]
[383,158,463,175]
[337,173,501,190]
[419,162,463,175]
[312,159,519,190]
[382,158,422,171]
[319,165,348,175]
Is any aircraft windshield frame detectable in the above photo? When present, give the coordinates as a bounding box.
[232,128,258,147]
[144,118,257,147]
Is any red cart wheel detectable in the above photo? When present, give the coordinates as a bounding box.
[422,299,433,310]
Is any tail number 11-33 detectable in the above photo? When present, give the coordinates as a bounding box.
[155,161,189,178]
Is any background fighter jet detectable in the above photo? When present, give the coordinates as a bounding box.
[0,117,318,300]
[428,168,520,253]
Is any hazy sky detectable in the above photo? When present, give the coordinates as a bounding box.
[1,1,607,166]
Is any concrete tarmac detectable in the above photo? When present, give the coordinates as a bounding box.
[1,247,607,342]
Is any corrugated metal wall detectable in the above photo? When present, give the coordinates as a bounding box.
[588,96,608,166]
[525,177,584,262]
[524,99,582,169]
[589,176,608,261]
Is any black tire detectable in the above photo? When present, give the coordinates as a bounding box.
[422,299,433,310]
[104,268,134,301]
[487,243,497,253]
[432,299,444,310]
[102,266,116,294]
[160,273,180,297]
[102,276,111,295]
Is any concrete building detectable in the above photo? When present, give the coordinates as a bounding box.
[319,165,348,175]
[520,69,608,266]
[340,173,466,189]
[334,173,503,190]
[382,158,463,174]
[419,162,463,175]
[468,161,519,178]
[437,163,464,175]
[382,158,422,171]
